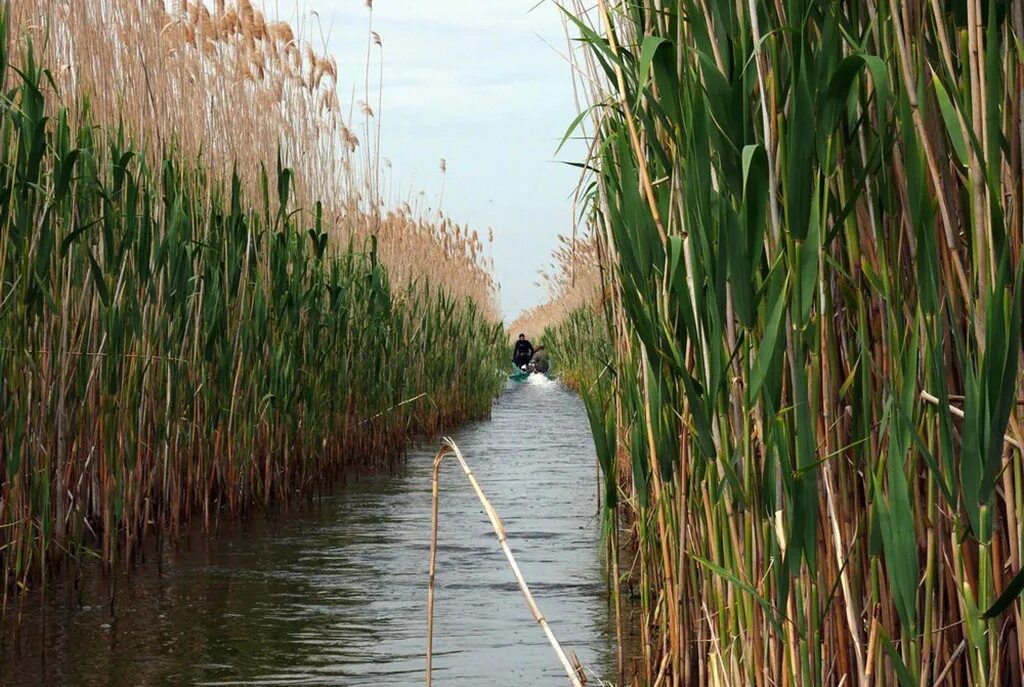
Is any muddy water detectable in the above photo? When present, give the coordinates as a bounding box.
[3,378,624,686]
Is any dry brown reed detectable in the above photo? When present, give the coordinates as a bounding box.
[510,233,603,339]
[8,0,497,314]
[376,207,498,321]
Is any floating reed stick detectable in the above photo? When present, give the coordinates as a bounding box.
[426,437,584,687]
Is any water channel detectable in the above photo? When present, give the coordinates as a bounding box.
[3,377,625,686]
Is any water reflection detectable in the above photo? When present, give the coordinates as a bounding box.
[3,381,623,686]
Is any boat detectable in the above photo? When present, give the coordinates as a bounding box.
[508,363,554,382]
[509,365,531,382]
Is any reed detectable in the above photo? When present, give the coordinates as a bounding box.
[549,0,1024,684]
[427,437,584,687]
[0,1,504,604]
[6,0,498,312]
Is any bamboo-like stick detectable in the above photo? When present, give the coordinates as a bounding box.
[356,392,429,426]
[426,437,585,687]
[919,390,1023,450]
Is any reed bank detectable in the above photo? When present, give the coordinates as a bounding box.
[0,2,504,599]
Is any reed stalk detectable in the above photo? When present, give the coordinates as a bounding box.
[427,437,584,687]
[535,0,1024,683]
[0,1,506,604]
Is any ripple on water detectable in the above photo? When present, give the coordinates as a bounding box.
[3,381,624,687]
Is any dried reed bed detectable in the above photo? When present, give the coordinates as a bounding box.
[558,0,1024,685]
[510,234,603,341]
[376,208,498,321]
[13,0,348,211]
[7,0,497,313]
[0,1,504,603]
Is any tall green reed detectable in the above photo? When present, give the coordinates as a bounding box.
[557,0,1024,684]
[0,11,505,602]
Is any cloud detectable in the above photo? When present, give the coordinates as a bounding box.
[274,0,585,321]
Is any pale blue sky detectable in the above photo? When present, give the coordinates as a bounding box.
[274,1,584,322]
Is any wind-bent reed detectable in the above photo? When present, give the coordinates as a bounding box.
[0,1,505,605]
[543,0,1024,684]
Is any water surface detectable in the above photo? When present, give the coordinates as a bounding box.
[3,378,622,686]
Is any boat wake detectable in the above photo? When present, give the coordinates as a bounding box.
[526,373,558,388]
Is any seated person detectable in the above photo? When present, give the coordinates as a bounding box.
[512,333,533,369]
[528,345,549,374]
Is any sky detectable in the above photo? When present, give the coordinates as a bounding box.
[273,0,586,323]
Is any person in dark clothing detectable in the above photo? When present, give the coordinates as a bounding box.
[528,345,549,374]
[512,333,534,369]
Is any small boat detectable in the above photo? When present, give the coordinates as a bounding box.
[509,365,531,382]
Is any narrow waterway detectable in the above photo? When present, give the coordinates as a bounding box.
[4,378,623,686]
